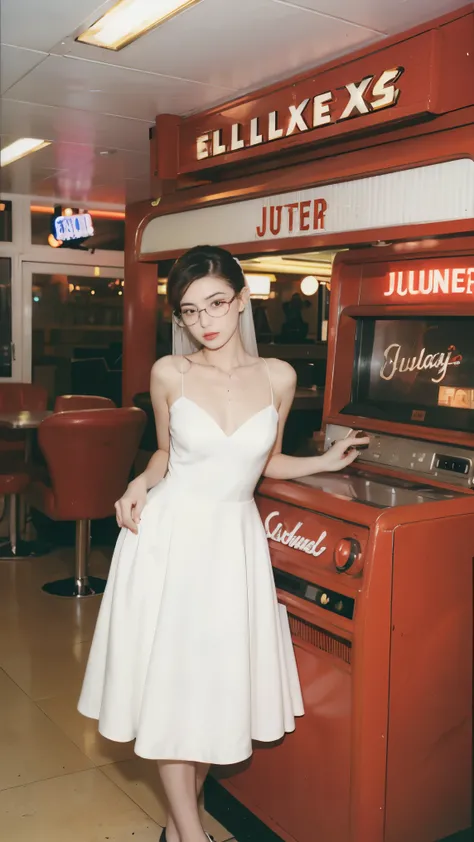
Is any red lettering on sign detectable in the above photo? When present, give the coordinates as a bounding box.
[269,206,282,236]
[299,200,311,231]
[255,198,327,238]
[285,202,299,232]
[383,268,474,298]
[313,198,327,230]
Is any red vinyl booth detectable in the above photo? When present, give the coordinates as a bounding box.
[27,407,146,598]
[54,395,116,412]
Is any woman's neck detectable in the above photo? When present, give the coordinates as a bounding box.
[199,332,251,373]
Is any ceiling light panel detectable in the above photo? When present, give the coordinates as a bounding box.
[1,137,51,167]
[76,0,203,51]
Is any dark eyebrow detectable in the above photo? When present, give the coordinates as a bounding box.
[180,291,230,306]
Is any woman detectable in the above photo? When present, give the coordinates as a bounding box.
[78,245,368,842]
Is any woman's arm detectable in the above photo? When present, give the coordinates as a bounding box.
[141,357,173,489]
[115,357,175,532]
[263,361,369,480]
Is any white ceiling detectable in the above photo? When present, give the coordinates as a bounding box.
[0,0,464,207]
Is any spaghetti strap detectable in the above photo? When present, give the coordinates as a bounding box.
[180,356,189,397]
[262,358,274,406]
[181,355,194,397]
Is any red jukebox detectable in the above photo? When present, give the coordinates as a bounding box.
[217,241,473,842]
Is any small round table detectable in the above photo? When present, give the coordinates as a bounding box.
[0,410,52,558]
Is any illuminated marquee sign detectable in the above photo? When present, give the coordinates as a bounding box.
[383,267,474,297]
[139,160,474,256]
[196,68,403,161]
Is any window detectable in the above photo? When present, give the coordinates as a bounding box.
[0,200,13,242]
[0,258,13,377]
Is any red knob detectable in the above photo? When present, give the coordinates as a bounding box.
[334,538,362,575]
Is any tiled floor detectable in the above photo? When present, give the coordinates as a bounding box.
[1,542,471,842]
[0,546,236,842]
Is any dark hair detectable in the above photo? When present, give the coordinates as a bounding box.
[167,245,245,313]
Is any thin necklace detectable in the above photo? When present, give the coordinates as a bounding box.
[197,354,261,375]
[186,355,262,407]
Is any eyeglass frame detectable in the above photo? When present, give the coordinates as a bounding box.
[174,293,240,327]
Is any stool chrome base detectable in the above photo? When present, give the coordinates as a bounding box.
[42,519,106,598]
[42,575,107,598]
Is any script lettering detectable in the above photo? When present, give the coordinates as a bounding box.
[264,511,327,558]
[380,344,462,384]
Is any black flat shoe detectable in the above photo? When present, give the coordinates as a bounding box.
[160,828,214,841]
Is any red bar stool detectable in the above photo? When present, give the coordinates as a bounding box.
[27,407,146,598]
[54,395,116,412]
[0,455,30,558]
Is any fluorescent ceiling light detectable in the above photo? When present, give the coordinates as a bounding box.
[245,274,275,298]
[77,0,202,51]
[241,258,332,277]
[1,138,51,167]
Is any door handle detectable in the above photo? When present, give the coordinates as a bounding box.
[11,342,16,361]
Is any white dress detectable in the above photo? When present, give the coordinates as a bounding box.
[78,362,304,765]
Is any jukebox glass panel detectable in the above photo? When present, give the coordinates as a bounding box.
[346,316,474,431]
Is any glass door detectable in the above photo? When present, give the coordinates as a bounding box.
[21,262,125,404]
[0,255,22,382]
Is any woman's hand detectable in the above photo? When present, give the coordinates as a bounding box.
[114,474,148,534]
[319,433,370,473]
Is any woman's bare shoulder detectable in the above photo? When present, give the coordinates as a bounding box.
[151,355,184,386]
[264,357,297,388]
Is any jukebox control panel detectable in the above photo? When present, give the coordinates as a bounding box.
[273,568,355,618]
[326,424,474,489]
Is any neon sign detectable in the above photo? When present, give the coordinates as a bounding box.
[54,213,94,242]
[380,344,463,384]
[384,268,474,297]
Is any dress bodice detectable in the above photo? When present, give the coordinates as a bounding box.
[166,395,278,502]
